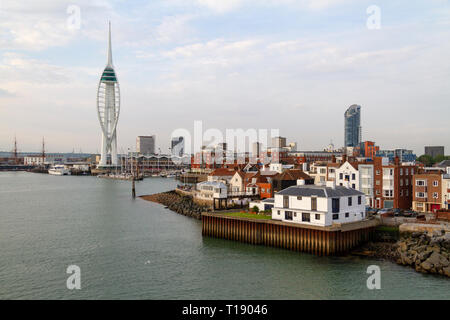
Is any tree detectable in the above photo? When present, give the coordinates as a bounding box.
[417,154,433,166]
[252,205,259,213]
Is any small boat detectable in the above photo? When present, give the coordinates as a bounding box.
[48,165,71,176]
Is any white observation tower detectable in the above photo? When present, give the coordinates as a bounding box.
[97,22,120,167]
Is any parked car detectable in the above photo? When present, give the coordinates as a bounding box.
[403,210,417,218]
[393,208,404,216]
[377,208,393,215]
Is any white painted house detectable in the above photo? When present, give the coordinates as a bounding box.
[196,181,227,199]
[271,183,366,227]
[335,161,359,189]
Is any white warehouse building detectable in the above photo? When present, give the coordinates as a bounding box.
[272,183,366,227]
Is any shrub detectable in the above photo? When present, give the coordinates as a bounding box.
[252,205,260,213]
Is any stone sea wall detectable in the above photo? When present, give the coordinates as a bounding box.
[140,191,210,220]
[359,231,450,278]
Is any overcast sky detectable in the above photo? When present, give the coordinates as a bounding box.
[0,0,449,155]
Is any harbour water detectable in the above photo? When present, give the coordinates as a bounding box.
[0,172,448,299]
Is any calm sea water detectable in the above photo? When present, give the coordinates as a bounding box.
[0,172,448,299]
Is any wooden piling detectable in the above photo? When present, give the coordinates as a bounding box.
[201,213,377,256]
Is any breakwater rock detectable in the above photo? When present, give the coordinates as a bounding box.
[358,232,450,278]
[140,191,209,220]
[396,232,450,277]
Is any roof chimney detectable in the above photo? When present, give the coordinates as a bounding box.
[331,155,336,163]
[342,154,347,163]
[394,156,400,165]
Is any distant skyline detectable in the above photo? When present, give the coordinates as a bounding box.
[1,1,449,155]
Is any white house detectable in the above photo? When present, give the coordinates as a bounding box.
[271,183,366,227]
[196,181,227,199]
[335,161,359,189]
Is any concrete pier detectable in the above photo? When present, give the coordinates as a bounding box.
[202,213,379,255]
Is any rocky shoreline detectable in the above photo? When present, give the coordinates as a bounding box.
[140,190,209,220]
[356,232,450,278]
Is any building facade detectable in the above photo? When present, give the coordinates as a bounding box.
[344,104,361,147]
[412,170,443,213]
[272,184,366,227]
[136,135,156,155]
[425,146,445,158]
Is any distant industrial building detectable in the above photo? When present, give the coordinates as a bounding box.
[425,146,444,158]
[136,135,156,155]
[171,136,184,157]
[344,104,361,147]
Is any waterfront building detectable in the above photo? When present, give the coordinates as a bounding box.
[412,169,443,213]
[207,168,236,184]
[196,181,227,200]
[271,183,366,226]
[171,136,184,157]
[373,157,415,209]
[24,156,45,166]
[425,146,445,159]
[137,135,156,155]
[344,104,361,147]
[97,23,120,167]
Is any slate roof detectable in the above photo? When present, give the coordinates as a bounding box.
[276,185,364,198]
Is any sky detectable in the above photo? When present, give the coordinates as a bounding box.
[0,0,449,155]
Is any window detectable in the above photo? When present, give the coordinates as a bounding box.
[406,190,409,196]
[285,211,293,220]
[400,179,403,186]
[339,173,343,179]
[376,190,380,195]
[352,173,356,180]
[416,192,426,198]
[406,179,409,186]
[277,210,280,215]
[376,180,380,186]
[294,212,297,217]
[311,197,317,211]
[433,192,438,199]
[283,196,289,208]
[400,168,403,175]
[406,168,409,175]
[297,196,302,200]
[345,212,349,218]
[400,190,403,196]
[433,181,439,187]
[315,214,320,220]
[416,180,426,186]
[352,184,356,189]
[358,196,362,205]
[332,198,340,213]
[302,212,310,222]
[376,170,380,175]
[348,197,352,206]
[332,213,339,220]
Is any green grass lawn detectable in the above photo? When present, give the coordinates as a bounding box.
[221,212,272,220]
